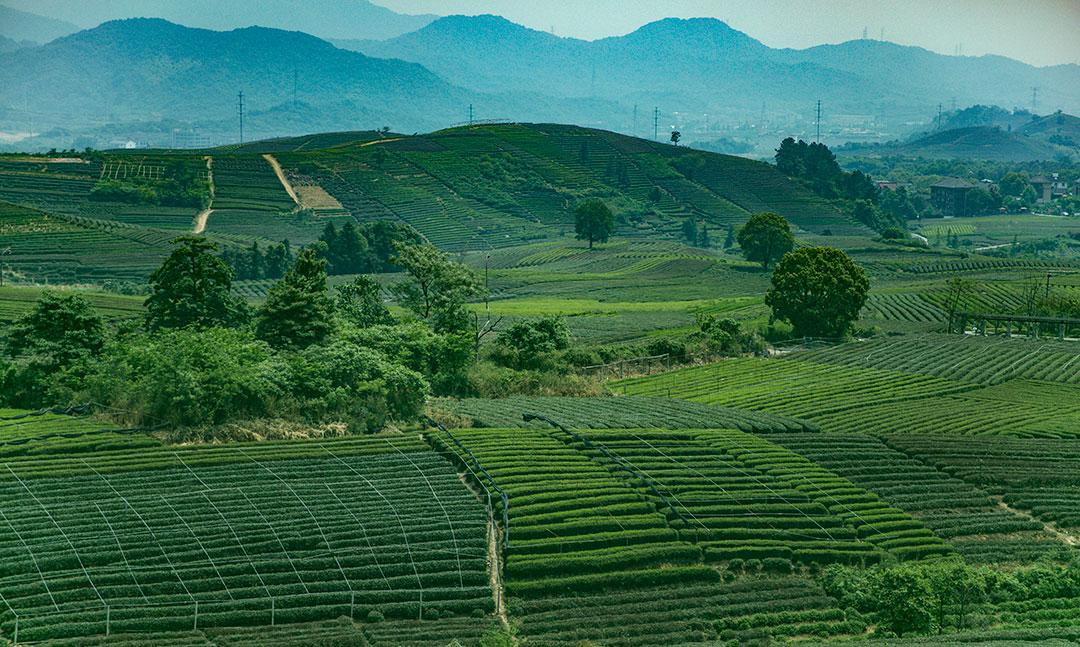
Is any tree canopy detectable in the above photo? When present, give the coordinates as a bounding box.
[765,246,870,338]
[144,237,248,331]
[574,199,615,249]
[255,245,335,349]
[389,241,484,332]
[736,212,795,270]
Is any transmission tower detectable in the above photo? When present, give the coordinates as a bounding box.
[653,107,660,141]
[814,100,822,142]
[237,90,245,144]
[632,104,638,137]
[1032,87,1039,114]
[468,104,474,126]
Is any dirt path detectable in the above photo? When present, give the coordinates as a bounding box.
[488,515,509,629]
[263,154,300,208]
[994,496,1079,546]
[193,156,215,234]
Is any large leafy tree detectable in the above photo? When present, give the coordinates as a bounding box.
[145,237,248,331]
[255,245,335,348]
[765,246,869,338]
[389,242,483,332]
[574,199,615,249]
[736,212,795,270]
[6,292,105,365]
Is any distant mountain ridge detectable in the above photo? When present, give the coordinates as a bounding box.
[353,15,1080,121]
[0,5,78,43]
[0,0,437,42]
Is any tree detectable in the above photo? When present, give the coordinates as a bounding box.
[681,217,698,245]
[723,224,736,249]
[700,224,711,248]
[255,245,335,348]
[336,275,394,328]
[765,246,869,338]
[574,199,615,249]
[874,565,935,637]
[999,172,1029,197]
[736,212,795,270]
[389,242,484,332]
[5,292,105,366]
[145,237,248,331]
[670,130,681,146]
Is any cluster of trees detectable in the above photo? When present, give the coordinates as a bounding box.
[775,138,915,230]
[0,236,483,431]
[221,240,294,281]
[89,160,208,208]
[319,220,423,275]
[822,558,1080,638]
[732,211,869,338]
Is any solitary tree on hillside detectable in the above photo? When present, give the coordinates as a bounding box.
[574,199,615,250]
[765,246,869,338]
[145,237,248,331]
[256,245,335,348]
[670,130,681,146]
[736,212,795,270]
[681,217,698,245]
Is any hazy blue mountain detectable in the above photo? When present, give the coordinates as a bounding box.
[0,19,471,141]
[0,0,437,41]
[0,5,78,43]
[353,15,1080,120]
[0,18,626,150]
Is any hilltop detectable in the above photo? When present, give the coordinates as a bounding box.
[839,111,1080,161]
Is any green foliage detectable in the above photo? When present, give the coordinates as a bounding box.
[222,239,293,280]
[574,199,615,249]
[335,275,394,328]
[319,220,370,275]
[766,247,869,338]
[736,211,795,270]
[493,316,572,370]
[83,327,281,427]
[89,159,208,208]
[144,237,249,331]
[343,322,474,397]
[681,217,698,245]
[388,241,484,332]
[255,245,335,349]
[5,291,104,365]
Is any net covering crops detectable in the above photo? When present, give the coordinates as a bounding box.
[0,435,491,643]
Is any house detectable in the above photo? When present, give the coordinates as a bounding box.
[1050,173,1069,198]
[876,180,898,191]
[1028,176,1054,202]
[930,177,978,216]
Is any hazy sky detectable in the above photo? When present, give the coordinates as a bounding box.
[376,0,1080,67]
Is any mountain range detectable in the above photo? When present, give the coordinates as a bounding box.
[0,0,435,42]
[1,10,1078,154]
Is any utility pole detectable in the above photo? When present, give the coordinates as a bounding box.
[468,104,474,126]
[1046,272,1052,301]
[237,90,245,144]
[814,100,822,142]
[937,103,943,128]
[632,104,638,137]
[653,107,660,141]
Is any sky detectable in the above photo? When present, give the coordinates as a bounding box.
[376,0,1080,67]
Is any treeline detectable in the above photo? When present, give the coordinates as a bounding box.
[220,220,422,281]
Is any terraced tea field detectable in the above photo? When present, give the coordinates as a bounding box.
[612,356,973,419]
[0,432,492,644]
